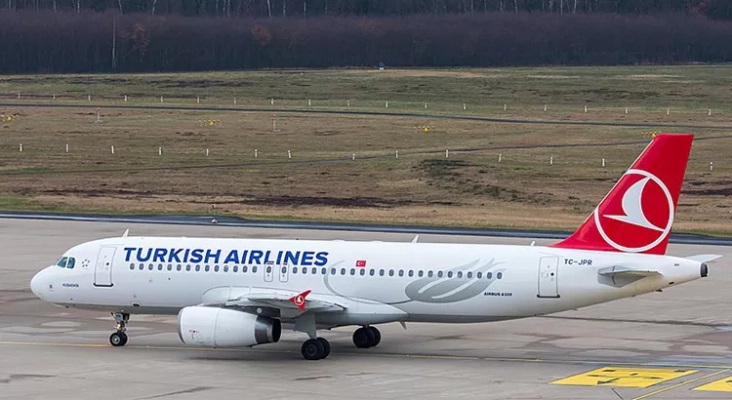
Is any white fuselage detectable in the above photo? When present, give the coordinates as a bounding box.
[30,236,704,328]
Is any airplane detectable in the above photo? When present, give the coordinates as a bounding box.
[29,133,721,360]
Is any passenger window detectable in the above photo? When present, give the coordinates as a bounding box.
[233,266,238,273]
[158,264,163,271]
[196,265,201,272]
[418,271,424,277]
[330,268,336,275]
[167,264,172,271]
[281,266,287,273]
[129,263,134,270]
[242,266,247,273]
[428,271,433,277]
[321,268,327,275]
[224,265,229,272]
[302,267,307,275]
[477,272,482,279]
[360,269,365,276]
[139,264,144,270]
[311,268,317,274]
[149,264,154,271]
[408,270,414,277]
[252,266,258,273]
[497,272,503,279]
[176,265,181,271]
[214,265,219,272]
[205,265,210,272]
[487,272,492,279]
[350,268,355,275]
[457,272,462,278]
[466,272,472,278]
[437,271,443,278]
[185,265,191,271]
[379,269,385,276]
[266,266,271,273]
[389,270,394,277]
[399,270,404,277]
[447,271,453,278]
[340,268,346,275]
[369,269,375,276]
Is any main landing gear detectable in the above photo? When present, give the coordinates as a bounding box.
[301,337,331,361]
[352,326,381,349]
[109,312,129,347]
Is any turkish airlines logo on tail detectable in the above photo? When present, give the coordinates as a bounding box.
[594,169,675,253]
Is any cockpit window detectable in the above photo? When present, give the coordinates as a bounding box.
[55,257,76,269]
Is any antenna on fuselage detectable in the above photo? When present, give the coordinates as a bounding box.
[122,229,129,238]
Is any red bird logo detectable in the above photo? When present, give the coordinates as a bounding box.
[289,290,312,311]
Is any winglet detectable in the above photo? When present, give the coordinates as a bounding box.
[289,290,312,311]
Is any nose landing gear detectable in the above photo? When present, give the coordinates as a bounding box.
[109,312,129,347]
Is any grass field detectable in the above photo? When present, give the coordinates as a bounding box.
[1,65,731,234]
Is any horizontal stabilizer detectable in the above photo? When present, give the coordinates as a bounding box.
[598,265,662,278]
[685,254,723,263]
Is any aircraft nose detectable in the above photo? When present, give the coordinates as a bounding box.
[30,267,51,299]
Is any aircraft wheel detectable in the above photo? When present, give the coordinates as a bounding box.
[367,326,381,347]
[110,332,128,347]
[317,338,331,359]
[353,327,375,348]
[301,338,325,360]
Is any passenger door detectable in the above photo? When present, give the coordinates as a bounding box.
[94,247,116,287]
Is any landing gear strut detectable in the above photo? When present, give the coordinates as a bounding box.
[109,312,129,347]
[353,326,381,348]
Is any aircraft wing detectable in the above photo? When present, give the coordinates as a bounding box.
[202,287,347,315]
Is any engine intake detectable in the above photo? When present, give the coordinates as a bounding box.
[177,306,281,348]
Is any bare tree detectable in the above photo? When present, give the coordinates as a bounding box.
[117,0,123,13]
[151,0,157,15]
[303,0,306,17]
[266,0,271,17]
[282,0,286,17]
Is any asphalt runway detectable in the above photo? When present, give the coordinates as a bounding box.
[2,218,732,400]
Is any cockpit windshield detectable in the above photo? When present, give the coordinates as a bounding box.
[55,257,76,269]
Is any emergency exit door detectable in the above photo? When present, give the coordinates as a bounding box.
[537,256,559,298]
[94,247,116,287]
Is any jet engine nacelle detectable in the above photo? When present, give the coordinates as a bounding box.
[177,306,281,347]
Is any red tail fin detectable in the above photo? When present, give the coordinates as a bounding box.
[551,134,693,255]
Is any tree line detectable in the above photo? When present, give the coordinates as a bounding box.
[1,11,731,74]
[1,0,731,19]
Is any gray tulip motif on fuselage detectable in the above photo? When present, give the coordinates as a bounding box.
[403,258,505,303]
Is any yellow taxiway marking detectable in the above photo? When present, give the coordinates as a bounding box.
[633,369,731,400]
[551,366,698,388]
[692,373,732,392]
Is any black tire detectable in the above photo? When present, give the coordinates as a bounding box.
[352,327,372,348]
[317,338,331,359]
[367,327,381,347]
[301,338,325,360]
[109,332,127,347]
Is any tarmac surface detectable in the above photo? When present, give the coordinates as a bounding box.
[2,218,732,400]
